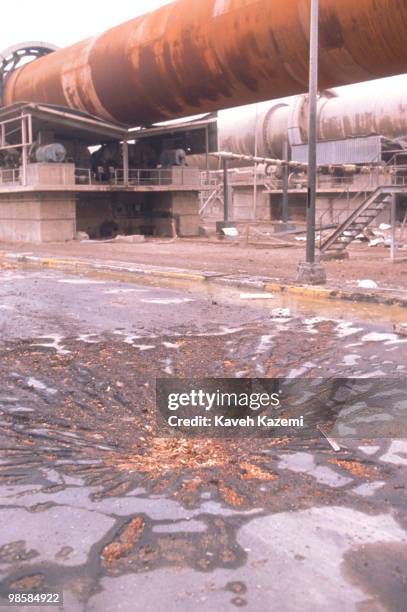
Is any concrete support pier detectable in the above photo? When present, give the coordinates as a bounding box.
[0,192,76,242]
[0,163,201,243]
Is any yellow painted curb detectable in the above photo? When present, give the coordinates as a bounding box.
[265,282,338,300]
[2,253,405,307]
[41,257,87,268]
[149,270,207,282]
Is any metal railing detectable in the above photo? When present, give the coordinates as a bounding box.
[0,167,20,185]
[199,183,224,216]
[114,167,200,186]
[75,167,92,185]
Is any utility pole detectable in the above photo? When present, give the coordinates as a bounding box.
[282,141,289,223]
[223,157,230,223]
[297,0,326,284]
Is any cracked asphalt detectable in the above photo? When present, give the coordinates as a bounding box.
[0,265,406,611]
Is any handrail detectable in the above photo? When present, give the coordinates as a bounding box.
[319,185,403,252]
[199,183,223,216]
[0,167,20,185]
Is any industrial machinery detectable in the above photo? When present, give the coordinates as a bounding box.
[32,143,67,164]
[1,0,407,245]
[2,0,407,127]
[218,85,407,161]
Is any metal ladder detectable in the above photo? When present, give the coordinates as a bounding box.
[319,186,404,255]
[199,182,224,216]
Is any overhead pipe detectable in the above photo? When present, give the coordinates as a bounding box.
[3,0,407,126]
[217,80,407,161]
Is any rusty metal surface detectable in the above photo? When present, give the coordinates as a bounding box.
[213,81,407,161]
[318,87,407,142]
[3,0,407,127]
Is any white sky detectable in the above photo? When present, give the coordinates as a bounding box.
[0,1,172,50]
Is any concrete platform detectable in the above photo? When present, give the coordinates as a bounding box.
[0,164,202,242]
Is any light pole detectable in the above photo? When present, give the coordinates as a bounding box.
[297,0,326,284]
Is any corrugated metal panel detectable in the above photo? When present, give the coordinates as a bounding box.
[292,136,383,165]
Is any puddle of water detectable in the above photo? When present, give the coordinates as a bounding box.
[359,445,380,455]
[161,357,174,375]
[335,322,364,338]
[286,362,317,379]
[58,279,105,285]
[380,441,407,466]
[27,377,57,395]
[31,334,70,355]
[362,332,399,342]
[278,452,353,487]
[341,354,361,367]
[77,334,100,344]
[240,293,275,300]
[104,288,147,295]
[353,481,386,497]
[152,520,207,534]
[191,326,245,338]
[12,260,407,330]
[162,342,180,349]
[2,406,34,413]
[141,298,195,305]
[134,345,156,351]
[257,335,274,354]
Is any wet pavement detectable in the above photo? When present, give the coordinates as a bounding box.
[0,266,406,611]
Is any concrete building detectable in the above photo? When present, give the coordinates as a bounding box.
[0,103,202,242]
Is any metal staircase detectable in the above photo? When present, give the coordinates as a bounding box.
[319,185,405,255]
[199,182,224,216]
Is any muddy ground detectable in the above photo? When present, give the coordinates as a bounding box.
[0,266,406,611]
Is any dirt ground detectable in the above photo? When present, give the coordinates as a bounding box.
[1,238,406,291]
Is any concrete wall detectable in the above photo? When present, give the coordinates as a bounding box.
[271,192,392,226]
[232,187,270,221]
[156,192,201,236]
[202,185,271,223]
[0,192,76,242]
[25,163,75,186]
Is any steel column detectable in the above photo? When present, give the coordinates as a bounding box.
[306,0,319,264]
[223,158,230,223]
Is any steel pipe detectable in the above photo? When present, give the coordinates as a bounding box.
[4,0,407,126]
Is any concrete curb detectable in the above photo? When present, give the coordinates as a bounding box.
[2,252,406,308]
[264,282,407,307]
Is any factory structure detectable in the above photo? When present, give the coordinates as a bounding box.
[199,87,407,234]
[1,0,407,258]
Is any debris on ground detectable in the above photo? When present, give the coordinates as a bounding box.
[111,234,146,244]
[75,231,89,241]
[317,425,341,452]
[356,279,378,289]
[101,516,145,565]
[368,237,385,247]
[394,323,407,337]
[271,308,291,318]
[239,292,275,300]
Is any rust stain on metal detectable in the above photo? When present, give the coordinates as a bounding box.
[4,0,407,126]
